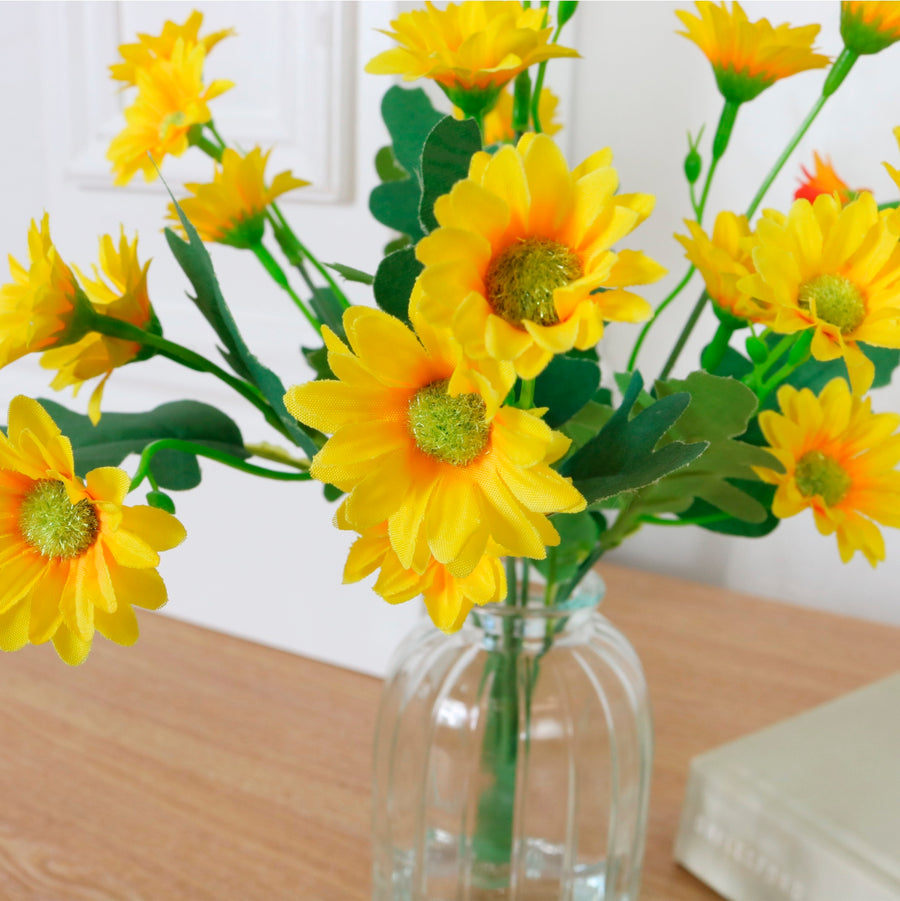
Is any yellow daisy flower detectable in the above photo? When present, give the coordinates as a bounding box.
[341,518,507,632]
[415,133,665,379]
[283,304,585,576]
[110,10,234,86]
[0,397,186,665]
[107,40,233,186]
[365,1,578,117]
[676,2,829,104]
[738,192,900,395]
[676,211,769,324]
[167,147,309,247]
[0,215,89,369]
[455,85,562,144]
[756,379,900,566]
[841,1,900,54]
[40,231,155,425]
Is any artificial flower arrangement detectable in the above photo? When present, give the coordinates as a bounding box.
[4,1,900,895]
[3,1,899,665]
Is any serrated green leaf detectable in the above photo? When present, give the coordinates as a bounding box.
[419,116,482,233]
[639,371,775,524]
[164,200,317,456]
[562,372,707,504]
[534,354,600,428]
[373,247,422,323]
[36,399,248,491]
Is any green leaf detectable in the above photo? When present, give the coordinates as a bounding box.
[164,199,317,456]
[373,247,422,324]
[642,371,775,524]
[533,511,599,584]
[146,490,176,514]
[381,86,444,179]
[562,372,707,504]
[419,116,482,233]
[679,479,779,538]
[36,399,248,491]
[309,286,346,340]
[302,344,333,380]
[324,262,374,286]
[374,145,407,183]
[369,178,425,241]
[534,354,600,428]
[560,398,614,455]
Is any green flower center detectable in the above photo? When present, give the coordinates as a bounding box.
[484,238,583,329]
[407,379,489,467]
[795,450,852,507]
[19,480,100,559]
[798,274,866,334]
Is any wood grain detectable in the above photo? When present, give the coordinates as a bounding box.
[0,563,897,900]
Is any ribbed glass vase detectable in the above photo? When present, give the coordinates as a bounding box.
[372,570,653,901]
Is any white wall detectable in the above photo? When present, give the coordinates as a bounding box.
[0,3,898,677]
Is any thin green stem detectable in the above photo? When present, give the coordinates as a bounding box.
[520,559,531,607]
[696,154,721,222]
[700,319,735,373]
[251,242,321,333]
[205,121,228,152]
[129,438,311,493]
[189,130,223,162]
[505,556,518,608]
[270,203,352,310]
[627,266,696,371]
[659,290,709,380]
[89,313,293,441]
[517,378,536,409]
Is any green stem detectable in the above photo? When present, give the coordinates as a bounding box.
[205,120,228,152]
[696,153,721,222]
[520,559,531,607]
[129,438,312,493]
[251,242,321,333]
[745,52,857,220]
[269,203,352,310]
[505,556,518,608]
[517,378,536,409]
[189,129,223,162]
[700,319,735,373]
[627,266,696,371]
[659,290,709,380]
[89,313,293,441]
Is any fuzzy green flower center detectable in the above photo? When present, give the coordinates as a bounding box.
[798,274,866,334]
[408,379,489,467]
[19,480,100,560]
[484,238,583,329]
[795,450,852,507]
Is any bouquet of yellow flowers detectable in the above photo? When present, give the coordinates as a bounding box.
[2,1,900,896]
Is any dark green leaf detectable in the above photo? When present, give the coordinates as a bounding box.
[384,235,411,255]
[563,372,707,504]
[381,86,444,179]
[309,286,346,340]
[679,479,779,538]
[325,262,374,286]
[302,344,333,380]
[369,178,425,241]
[534,354,600,428]
[323,483,343,502]
[419,116,482,233]
[36,399,248,491]
[164,200,317,455]
[373,247,422,323]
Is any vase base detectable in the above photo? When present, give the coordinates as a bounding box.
[375,829,631,901]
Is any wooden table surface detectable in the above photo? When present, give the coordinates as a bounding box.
[1,563,898,900]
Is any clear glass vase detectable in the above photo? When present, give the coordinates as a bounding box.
[372,570,653,901]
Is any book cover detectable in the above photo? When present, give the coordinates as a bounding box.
[675,672,900,901]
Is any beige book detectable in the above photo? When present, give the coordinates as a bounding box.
[675,672,900,901]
